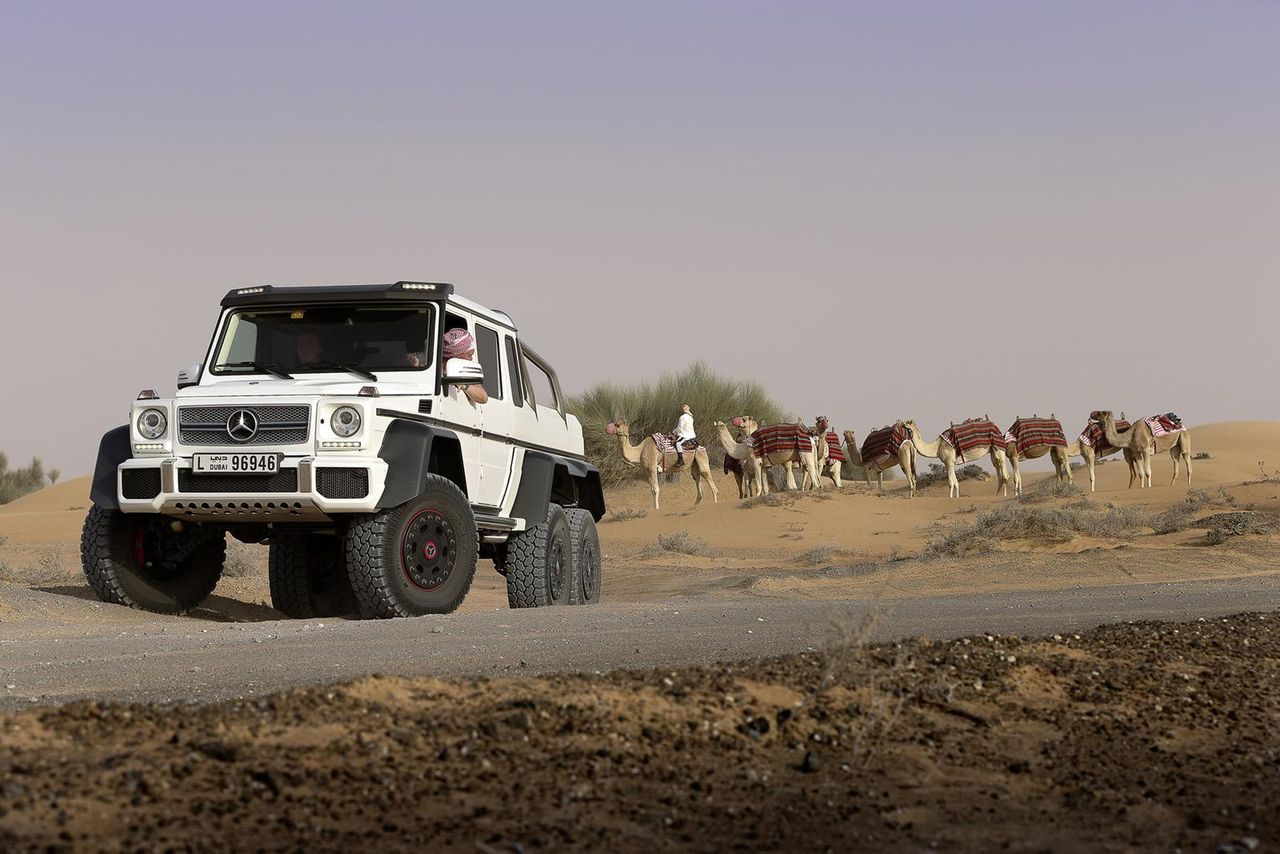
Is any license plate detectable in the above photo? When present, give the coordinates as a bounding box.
[192,453,281,474]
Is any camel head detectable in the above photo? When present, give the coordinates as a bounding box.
[731,416,759,433]
[606,420,631,437]
[1092,410,1113,425]
[901,419,921,437]
[843,429,857,444]
[815,416,830,433]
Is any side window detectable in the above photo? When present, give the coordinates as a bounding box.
[504,336,525,407]
[473,324,503,400]
[524,353,558,411]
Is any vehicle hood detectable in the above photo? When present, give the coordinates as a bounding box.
[177,377,430,399]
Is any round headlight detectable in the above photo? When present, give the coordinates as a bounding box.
[137,408,167,440]
[332,406,362,438]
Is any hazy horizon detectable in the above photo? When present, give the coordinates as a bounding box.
[2,1,1278,477]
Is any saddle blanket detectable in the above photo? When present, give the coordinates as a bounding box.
[1004,417,1067,457]
[944,419,1005,461]
[823,432,847,463]
[1145,413,1184,438]
[652,433,699,456]
[751,424,813,459]
[1078,418,1131,457]
[859,423,908,470]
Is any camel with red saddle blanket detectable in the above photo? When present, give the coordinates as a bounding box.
[604,420,719,509]
[1003,415,1073,496]
[903,417,1010,498]
[1090,410,1192,489]
[842,425,917,497]
[806,416,846,489]
[735,417,821,493]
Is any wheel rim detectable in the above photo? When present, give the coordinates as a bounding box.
[580,539,599,601]
[549,537,567,603]
[401,509,457,592]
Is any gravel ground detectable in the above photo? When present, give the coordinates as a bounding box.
[2,611,1276,852]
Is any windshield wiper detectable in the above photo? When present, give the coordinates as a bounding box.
[304,361,378,382]
[215,360,294,379]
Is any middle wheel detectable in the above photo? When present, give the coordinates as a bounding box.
[506,503,573,609]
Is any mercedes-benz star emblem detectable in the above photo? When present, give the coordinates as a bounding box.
[227,409,259,443]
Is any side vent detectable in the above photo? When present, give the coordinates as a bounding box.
[418,399,432,415]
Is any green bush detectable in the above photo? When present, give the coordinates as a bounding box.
[0,452,49,505]
[570,361,790,487]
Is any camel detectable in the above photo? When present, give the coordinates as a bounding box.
[711,420,764,498]
[1063,438,1135,493]
[903,419,1009,498]
[1004,416,1073,497]
[808,417,843,489]
[1148,419,1193,486]
[605,420,719,509]
[737,417,821,492]
[1094,410,1156,488]
[842,428,917,497]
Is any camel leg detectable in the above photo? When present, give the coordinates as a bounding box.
[1009,452,1022,497]
[1183,435,1193,485]
[701,455,719,503]
[649,467,661,509]
[1169,447,1180,486]
[991,449,1008,497]
[946,459,959,499]
[1086,451,1095,493]
[783,459,798,491]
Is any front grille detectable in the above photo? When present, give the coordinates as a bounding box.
[121,468,162,500]
[316,468,369,499]
[177,405,311,446]
[178,469,299,494]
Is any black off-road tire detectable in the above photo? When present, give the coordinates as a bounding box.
[565,508,602,606]
[80,505,225,615]
[506,504,572,609]
[269,531,358,619]
[344,475,478,618]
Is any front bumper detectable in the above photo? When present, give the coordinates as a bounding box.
[116,457,389,520]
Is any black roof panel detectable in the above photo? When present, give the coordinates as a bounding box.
[220,282,454,308]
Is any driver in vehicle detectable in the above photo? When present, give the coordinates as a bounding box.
[442,328,488,405]
[295,330,323,367]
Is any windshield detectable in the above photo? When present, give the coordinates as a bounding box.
[210,305,435,376]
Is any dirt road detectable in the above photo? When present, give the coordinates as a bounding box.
[3,570,1277,709]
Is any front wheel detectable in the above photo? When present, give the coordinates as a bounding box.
[80,506,225,615]
[565,508,601,605]
[344,475,478,618]
[506,504,573,609]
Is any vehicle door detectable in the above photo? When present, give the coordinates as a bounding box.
[434,311,483,501]
[471,322,515,508]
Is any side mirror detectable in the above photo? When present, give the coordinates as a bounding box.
[177,363,202,389]
[442,359,485,387]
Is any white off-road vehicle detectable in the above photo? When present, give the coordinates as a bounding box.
[82,281,605,619]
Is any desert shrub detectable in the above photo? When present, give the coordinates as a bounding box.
[842,461,899,482]
[640,530,715,558]
[1019,479,1081,503]
[569,361,789,488]
[222,538,260,578]
[1200,511,1279,544]
[0,453,50,505]
[1192,452,1211,460]
[741,491,797,510]
[916,463,988,489]
[607,507,648,523]
[922,500,1152,559]
[799,545,839,566]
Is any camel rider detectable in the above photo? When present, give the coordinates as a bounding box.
[673,403,696,467]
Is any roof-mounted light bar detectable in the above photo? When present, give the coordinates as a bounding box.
[236,286,268,295]
[397,282,442,291]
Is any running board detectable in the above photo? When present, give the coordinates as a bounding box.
[474,513,517,532]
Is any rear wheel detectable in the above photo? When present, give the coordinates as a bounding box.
[565,508,601,606]
[344,475,478,618]
[80,506,225,615]
[269,532,357,618]
[506,504,572,609]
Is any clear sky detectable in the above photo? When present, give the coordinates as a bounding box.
[2,1,1277,475]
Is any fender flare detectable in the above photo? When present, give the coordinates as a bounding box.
[511,450,605,524]
[90,426,131,510]
[376,420,467,509]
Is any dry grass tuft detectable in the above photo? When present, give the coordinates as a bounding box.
[923,500,1153,558]
[798,545,839,566]
[641,530,716,558]
[222,538,260,579]
[916,463,988,489]
[606,507,648,523]
[1019,479,1081,503]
